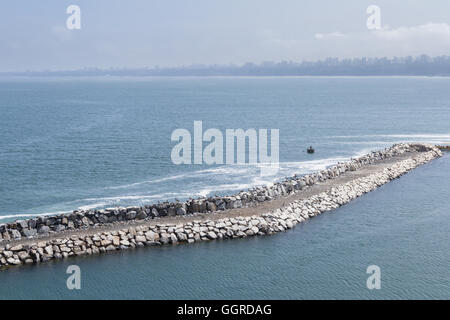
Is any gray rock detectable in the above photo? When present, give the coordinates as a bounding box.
[98,215,108,224]
[105,245,116,251]
[10,229,22,239]
[207,202,217,212]
[167,207,176,216]
[251,226,259,234]
[169,233,178,243]
[10,244,23,251]
[2,232,10,241]
[136,211,147,220]
[126,211,137,220]
[145,231,159,242]
[7,258,22,265]
[53,225,66,232]
[17,220,28,230]
[38,226,51,234]
[176,233,187,241]
[17,251,30,261]
[2,250,13,258]
[217,202,226,210]
[159,234,170,245]
[207,231,217,240]
[135,235,146,243]
[22,228,37,238]
[28,219,37,229]
[120,239,130,246]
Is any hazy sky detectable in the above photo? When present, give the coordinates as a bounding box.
[1,0,450,71]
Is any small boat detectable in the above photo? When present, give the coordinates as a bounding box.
[436,145,450,151]
[307,146,315,154]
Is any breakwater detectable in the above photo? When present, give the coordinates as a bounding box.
[0,143,442,268]
[0,143,433,241]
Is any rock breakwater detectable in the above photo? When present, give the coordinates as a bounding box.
[0,143,431,242]
[0,143,442,268]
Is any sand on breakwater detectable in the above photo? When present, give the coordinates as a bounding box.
[0,144,442,268]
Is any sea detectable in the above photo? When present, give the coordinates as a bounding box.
[0,76,449,299]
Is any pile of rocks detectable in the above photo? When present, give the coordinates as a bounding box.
[0,143,428,243]
[0,144,441,268]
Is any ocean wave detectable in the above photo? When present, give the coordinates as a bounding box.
[328,133,450,140]
[332,141,394,145]
[105,157,351,192]
[105,173,192,190]
[0,211,70,221]
[106,166,253,190]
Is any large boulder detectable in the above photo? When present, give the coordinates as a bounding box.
[23,228,37,238]
[207,231,217,240]
[145,231,159,242]
[17,220,28,230]
[167,207,176,216]
[38,226,51,234]
[10,229,21,239]
[176,207,186,215]
[136,211,147,220]
[97,215,108,224]
[126,211,137,220]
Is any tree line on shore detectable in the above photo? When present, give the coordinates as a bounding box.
[5,55,450,76]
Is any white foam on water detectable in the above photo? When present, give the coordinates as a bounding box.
[80,192,194,203]
[77,202,110,211]
[80,156,359,204]
[335,141,393,145]
[105,173,193,190]
[0,211,70,221]
[328,133,450,140]
[106,166,253,190]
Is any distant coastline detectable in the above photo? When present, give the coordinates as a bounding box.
[3,55,450,77]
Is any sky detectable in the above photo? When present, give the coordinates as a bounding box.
[1,0,450,71]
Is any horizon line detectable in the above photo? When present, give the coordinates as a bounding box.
[2,54,450,74]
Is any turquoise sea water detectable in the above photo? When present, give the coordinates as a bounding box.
[0,77,449,299]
